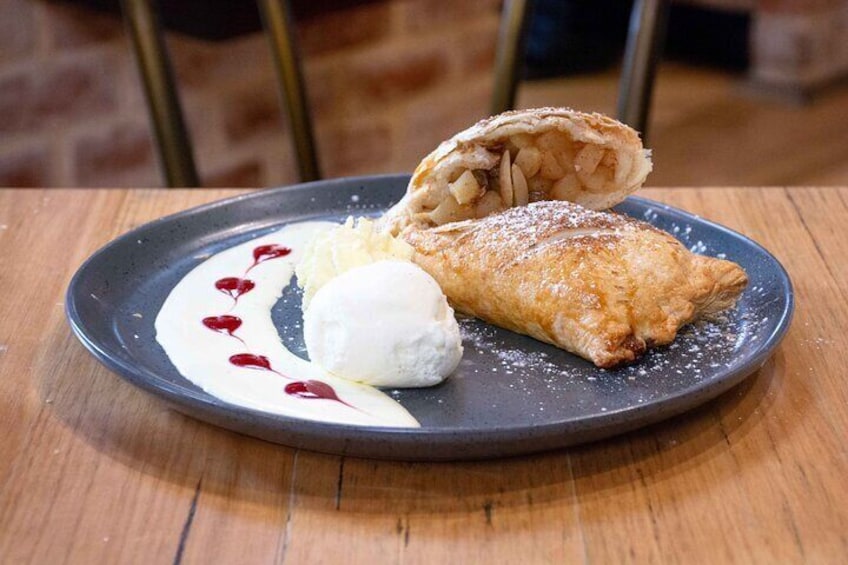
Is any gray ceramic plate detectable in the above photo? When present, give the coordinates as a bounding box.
[66,175,793,460]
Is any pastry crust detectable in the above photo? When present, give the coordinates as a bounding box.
[403,201,748,368]
[382,107,653,234]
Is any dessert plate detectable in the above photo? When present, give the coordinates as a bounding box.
[66,175,793,460]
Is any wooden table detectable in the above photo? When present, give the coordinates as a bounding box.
[1,187,846,563]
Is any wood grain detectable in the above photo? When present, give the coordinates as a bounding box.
[1,187,846,564]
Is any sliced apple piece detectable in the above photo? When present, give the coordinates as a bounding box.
[499,150,513,207]
[448,169,483,205]
[512,164,529,206]
[514,147,542,178]
[475,191,504,218]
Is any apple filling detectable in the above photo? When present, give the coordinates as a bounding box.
[410,130,642,227]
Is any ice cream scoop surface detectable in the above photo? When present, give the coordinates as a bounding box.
[303,260,463,388]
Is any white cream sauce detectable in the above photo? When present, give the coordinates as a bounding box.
[154,221,420,428]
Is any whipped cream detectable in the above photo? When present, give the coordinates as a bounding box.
[296,217,413,307]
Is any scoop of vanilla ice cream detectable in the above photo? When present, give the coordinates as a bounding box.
[296,217,413,307]
[303,260,463,388]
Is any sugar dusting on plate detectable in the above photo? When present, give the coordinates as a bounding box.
[454,294,773,416]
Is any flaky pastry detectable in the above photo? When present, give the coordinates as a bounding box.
[381,107,652,234]
[403,201,748,368]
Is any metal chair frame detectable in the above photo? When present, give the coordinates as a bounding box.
[125,0,668,187]
[122,0,199,187]
[491,0,670,144]
[121,0,319,187]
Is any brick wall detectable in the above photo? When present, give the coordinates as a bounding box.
[752,0,848,94]
[0,0,500,187]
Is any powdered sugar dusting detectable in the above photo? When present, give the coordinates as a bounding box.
[469,201,638,256]
[450,295,772,416]
[461,320,565,380]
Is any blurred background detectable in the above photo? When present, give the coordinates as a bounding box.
[1,0,846,188]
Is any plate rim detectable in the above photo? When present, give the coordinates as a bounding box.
[65,175,795,458]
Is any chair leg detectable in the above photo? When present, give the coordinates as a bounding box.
[121,0,200,187]
[490,0,534,116]
[616,0,670,145]
[257,0,321,182]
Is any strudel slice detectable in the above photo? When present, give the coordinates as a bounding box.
[382,108,653,235]
[403,201,748,368]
